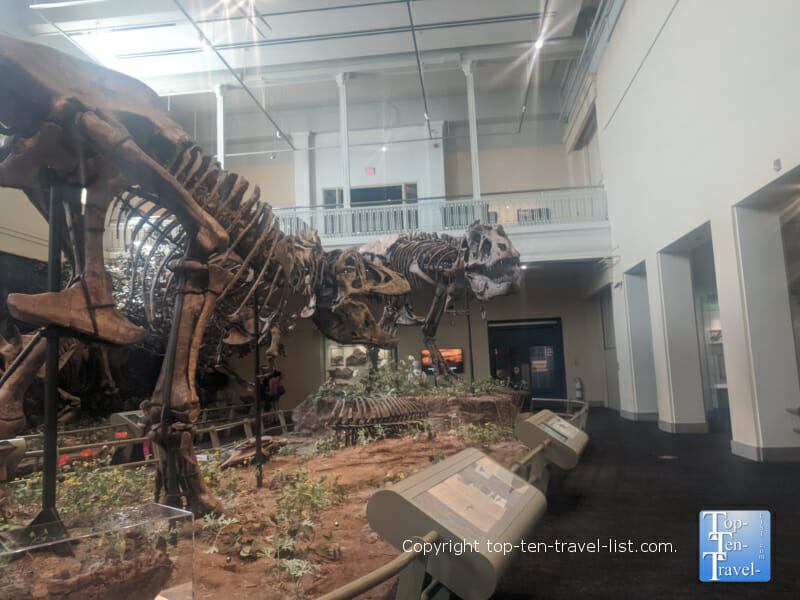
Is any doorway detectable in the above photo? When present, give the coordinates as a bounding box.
[488,319,567,398]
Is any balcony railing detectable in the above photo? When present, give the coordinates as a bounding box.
[273,186,607,239]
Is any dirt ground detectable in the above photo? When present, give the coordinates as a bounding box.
[1,432,529,599]
[1,390,531,599]
[178,433,529,599]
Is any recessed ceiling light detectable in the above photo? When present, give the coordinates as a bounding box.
[535,38,544,50]
[521,265,528,270]
[381,145,387,152]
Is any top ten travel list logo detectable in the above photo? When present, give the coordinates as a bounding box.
[699,510,770,582]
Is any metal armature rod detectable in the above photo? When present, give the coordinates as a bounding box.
[0,329,43,388]
[253,288,264,488]
[316,530,439,600]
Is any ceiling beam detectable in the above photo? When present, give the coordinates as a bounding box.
[145,38,584,97]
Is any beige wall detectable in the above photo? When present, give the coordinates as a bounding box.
[0,189,48,261]
[445,145,583,197]
[232,163,296,209]
[392,272,608,405]
[275,269,609,408]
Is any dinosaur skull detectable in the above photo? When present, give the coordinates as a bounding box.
[312,248,410,348]
[461,221,521,301]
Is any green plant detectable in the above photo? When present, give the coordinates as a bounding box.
[429,450,446,464]
[458,422,513,447]
[356,428,372,446]
[277,445,297,456]
[55,456,150,517]
[314,436,340,457]
[276,557,320,584]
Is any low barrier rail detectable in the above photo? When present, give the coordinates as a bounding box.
[3,406,292,476]
[316,400,590,600]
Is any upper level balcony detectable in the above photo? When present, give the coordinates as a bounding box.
[273,186,612,263]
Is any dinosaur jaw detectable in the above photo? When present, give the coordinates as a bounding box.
[465,257,521,301]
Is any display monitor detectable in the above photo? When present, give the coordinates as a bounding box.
[420,348,464,373]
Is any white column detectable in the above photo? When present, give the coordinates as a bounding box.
[292,132,311,208]
[214,84,226,169]
[462,61,481,200]
[655,252,708,433]
[623,269,658,420]
[730,206,800,460]
[335,73,351,209]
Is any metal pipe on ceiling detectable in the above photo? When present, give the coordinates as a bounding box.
[171,0,295,150]
[405,0,432,138]
[221,120,560,159]
[236,1,271,38]
[114,13,546,60]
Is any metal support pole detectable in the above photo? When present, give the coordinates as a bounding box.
[215,83,226,169]
[25,178,70,552]
[465,297,475,385]
[253,289,264,488]
[462,61,481,200]
[42,184,63,513]
[336,73,351,209]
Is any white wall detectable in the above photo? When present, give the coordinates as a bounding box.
[623,270,658,419]
[596,0,800,456]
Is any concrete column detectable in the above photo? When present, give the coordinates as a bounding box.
[335,73,351,209]
[461,61,481,200]
[611,281,635,414]
[729,206,800,460]
[654,252,708,433]
[214,84,226,169]
[622,269,658,420]
[292,132,311,208]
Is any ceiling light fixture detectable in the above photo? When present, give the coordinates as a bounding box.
[381,145,388,152]
[535,38,544,49]
[29,0,108,8]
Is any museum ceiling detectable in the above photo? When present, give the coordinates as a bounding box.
[8,0,598,139]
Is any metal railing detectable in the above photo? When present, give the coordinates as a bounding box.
[273,186,607,240]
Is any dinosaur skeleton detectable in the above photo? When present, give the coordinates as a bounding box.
[360,224,521,378]
[0,33,408,512]
[0,33,521,512]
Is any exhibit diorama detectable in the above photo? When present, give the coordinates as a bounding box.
[0,0,799,598]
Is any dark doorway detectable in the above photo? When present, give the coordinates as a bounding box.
[488,319,567,398]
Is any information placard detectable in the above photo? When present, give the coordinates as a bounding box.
[516,410,589,469]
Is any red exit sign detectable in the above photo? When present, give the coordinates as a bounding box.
[365,167,376,175]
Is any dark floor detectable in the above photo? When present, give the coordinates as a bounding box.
[493,408,800,599]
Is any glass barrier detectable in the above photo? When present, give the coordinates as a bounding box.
[0,503,194,600]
